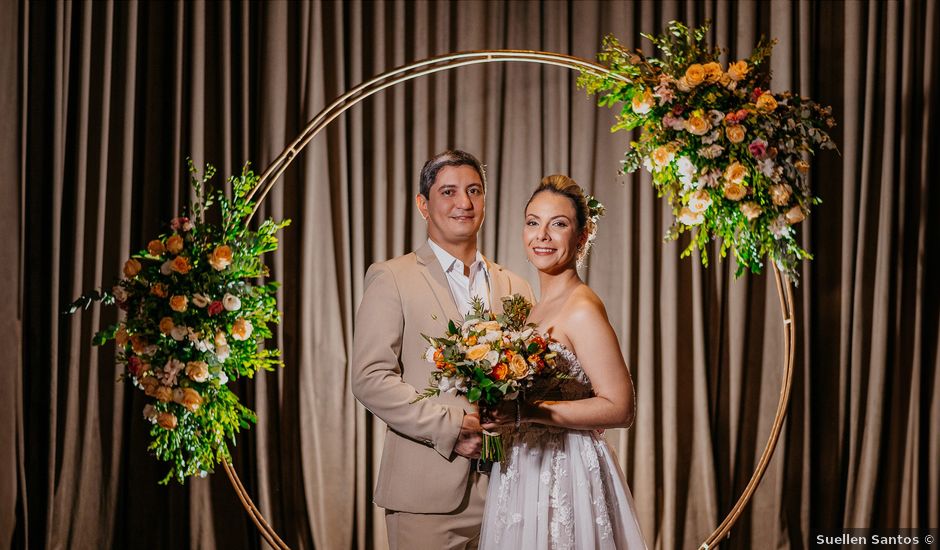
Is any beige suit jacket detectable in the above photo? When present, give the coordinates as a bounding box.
[352,242,534,513]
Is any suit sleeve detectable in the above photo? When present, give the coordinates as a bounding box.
[351,263,464,459]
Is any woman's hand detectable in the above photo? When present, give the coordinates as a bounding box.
[480,400,519,431]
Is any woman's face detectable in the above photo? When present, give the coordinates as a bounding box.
[523,191,585,274]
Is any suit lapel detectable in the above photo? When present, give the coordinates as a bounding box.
[416,242,462,323]
[485,256,509,315]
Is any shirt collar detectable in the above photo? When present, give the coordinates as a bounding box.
[427,238,488,276]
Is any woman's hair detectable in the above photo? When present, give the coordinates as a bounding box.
[525,174,603,266]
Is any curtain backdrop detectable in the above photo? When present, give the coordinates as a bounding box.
[3,1,938,549]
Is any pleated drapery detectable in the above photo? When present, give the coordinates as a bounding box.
[3,1,938,549]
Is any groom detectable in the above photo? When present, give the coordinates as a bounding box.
[352,150,533,549]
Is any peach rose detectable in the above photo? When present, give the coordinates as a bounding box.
[231,318,253,341]
[214,331,228,347]
[147,240,165,256]
[474,321,501,333]
[171,256,191,275]
[169,295,188,313]
[703,62,722,82]
[740,201,763,221]
[466,343,491,361]
[157,411,178,430]
[192,293,210,308]
[678,207,704,226]
[785,205,806,224]
[209,245,233,271]
[727,60,749,81]
[154,385,173,403]
[688,189,713,213]
[140,375,160,396]
[178,388,203,412]
[686,114,710,136]
[166,234,184,255]
[159,316,175,334]
[769,183,793,206]
[675,76,692,92]
[509,353,529,379]
[186,361,209,383]
[631,88,655,114]
[150,283,168,298]
[723,182,747,201]
[726,124,746,143]
[651,145,676,168]
[123,258,141,278]
[756,92,778,113]
[115,326,130,347]
[685,63,705,86]
[724,162,748,185]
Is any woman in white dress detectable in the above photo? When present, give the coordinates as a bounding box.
[479,175,647,549]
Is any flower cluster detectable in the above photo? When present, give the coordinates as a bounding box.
[414,295,561,460]
[68,161,290,483]
[579,21,837,279]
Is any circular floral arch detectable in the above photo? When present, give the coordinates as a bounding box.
[232,50,796,550]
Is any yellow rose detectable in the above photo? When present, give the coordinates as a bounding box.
[756,93,778,113]
[147,240,166,256]
[169,295,188,313]
[466,343,491,361]
[685,63,705,86]
[178,387,203,412]
[231,317,253,341]
[740,201,763,221]
[785,205,806,224]
[170,255,191,275]
[123,258,141,278]
[769,183,793,206]
[724,162,748,184]
[166,234,184,255]
[115,326,130,347]
[686,114,710,136]
[651,145,675,167]
[186,361,209,383]
[154,385,173,403]
[727,60,749,81]
[150,283,168,298]
[796,159,810,174]
[723,182,747,201]
[209,245,233,271]
[631,88,654,115]
[677,207,704,226]
[159,317,175,334]
[703,62,722,82]
[157,411,178,430]
[726,124,746,143]
[509,354,529,379]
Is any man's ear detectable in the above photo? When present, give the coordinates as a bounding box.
[415,194,429,221]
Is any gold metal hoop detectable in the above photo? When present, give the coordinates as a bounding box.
[236,49,795,549]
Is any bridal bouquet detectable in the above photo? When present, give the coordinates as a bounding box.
[414,294,561,461]
[67,160,289,483]
[579,21,837,280]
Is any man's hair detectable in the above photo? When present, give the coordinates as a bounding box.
[418,150,487,197]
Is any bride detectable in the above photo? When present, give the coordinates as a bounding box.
[479,175,647,549]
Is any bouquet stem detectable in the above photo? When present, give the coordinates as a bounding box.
[481,430,503,462]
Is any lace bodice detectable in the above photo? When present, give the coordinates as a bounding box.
[547,342,593,400]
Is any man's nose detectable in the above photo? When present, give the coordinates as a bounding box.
[456,191,473,209]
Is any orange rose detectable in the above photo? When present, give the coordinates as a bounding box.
[726,124,746,143]
[169,295,188,313]
[123,258,141,278]
[230,317,253,341]
[159,317,175,334]
[157,411,178,430]
[727,60,749,81]
[491,363,508,381]
[756,93,778,113]
[150,283,168,298]
[209,245,233,271]
[171,255,191,274]
[466,335,478,346]
[147,240,166,256]
[685,63,705,86]
[166,234,184,255]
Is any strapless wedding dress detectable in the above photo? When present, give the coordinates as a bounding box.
[479,343,647,549]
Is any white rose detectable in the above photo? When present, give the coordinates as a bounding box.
[424,347,437,363]
[688,190,713,213]
[218,371,229,384]
[215,344,231,362]
[678,207,704,226]
[160,260,173,276]
[481,330,502,343]
[454,377,467,393]
[520,328,534,340]
[112,285,128,302]
[484,350,500,366]
[194,339,210,353]
[677,156,697,187]
[223,293,241,311]
[191,293,210,308]
[170,325,189,341]
[437,376,456,394]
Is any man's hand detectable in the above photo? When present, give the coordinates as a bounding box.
[453,412,483,459]
[481,401,517,431]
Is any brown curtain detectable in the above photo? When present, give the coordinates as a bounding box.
[3,0,937,548]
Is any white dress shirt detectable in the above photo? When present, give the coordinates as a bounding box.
[427,238,491,316]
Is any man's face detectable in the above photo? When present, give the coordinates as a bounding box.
[416,165,485,245]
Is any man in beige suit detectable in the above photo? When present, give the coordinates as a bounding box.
[352,150,534,549]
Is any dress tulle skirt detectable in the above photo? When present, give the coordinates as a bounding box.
[479,428,647,550]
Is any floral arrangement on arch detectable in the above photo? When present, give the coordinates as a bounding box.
[68,161,290,483]
[578,21,837,280]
